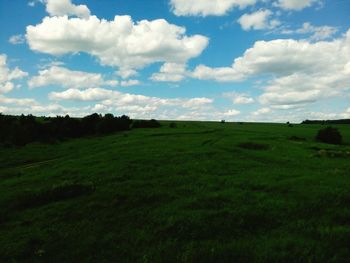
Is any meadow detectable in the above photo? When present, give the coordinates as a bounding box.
[0,121,350,262]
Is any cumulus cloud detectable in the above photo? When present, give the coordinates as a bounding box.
[274,0,322,11]
[151,63,188,82]
[49,88,113,101]
[238,9,280,31]
[0,98,91,117]
[116,68,138,79]
[252,107,271,116]
[192,29,350,106]
[0,93,87,117]
[223,109,241,117]
[120,79,140,87]
[0,54,28,94]
[26,15,209,71]
[170,0,257,16]
[192,65,242,82]
[49,87,213,107]
[48,87,214,119]
[0,95,38,106]
[28,66,118,89]
[45,0,90,19]
[182,98,214,109]
[223,92,255,104]
[259,89,320,105]
[282,22,338,41]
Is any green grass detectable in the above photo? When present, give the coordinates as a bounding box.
[0,122,350,262]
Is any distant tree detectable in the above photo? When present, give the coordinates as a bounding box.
[302,119,350,125]
[0,113,132,147]
[98,113,115,134]
[316,126,342,145]
[82,113,102,135]
[132,119,161,129]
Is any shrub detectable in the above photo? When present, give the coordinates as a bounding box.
[169,122,177,128]
[289,136,306,141]
[316,126,342,145]
[132,119,161,129]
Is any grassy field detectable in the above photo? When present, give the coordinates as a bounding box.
[0,121,350,262]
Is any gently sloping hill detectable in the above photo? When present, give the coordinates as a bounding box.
[149,129,220,137]
[1,122,350,262]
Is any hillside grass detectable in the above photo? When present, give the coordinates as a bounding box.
[0,122,350,262]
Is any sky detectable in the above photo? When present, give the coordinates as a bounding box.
[0,0,350,122]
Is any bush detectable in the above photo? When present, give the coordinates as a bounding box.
[289,136,306,141]
[169,122,177,128]
[316,126,342,145]
[132,119,161,129]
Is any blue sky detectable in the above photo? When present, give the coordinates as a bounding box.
[0,0,350,122]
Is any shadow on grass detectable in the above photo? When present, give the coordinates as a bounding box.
[14,181,95,210]
[289,136,306,142]
[238,142,269,151]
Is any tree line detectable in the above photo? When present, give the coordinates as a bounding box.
[0,113,161,147]
[302,119,350,125]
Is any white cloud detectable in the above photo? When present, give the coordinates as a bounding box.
[0,94,84,116]
[120,79,140,87]
[223,92,255,104]
[151,63,187,82]
[223,109,241,117]
[49,87,213,108]
[28,66,118,89]
[182,98,214,109]
[259,89,320,105]
[49,88,114,101]
[0,97,91,117]
[274,0,321,11]
[170,0,257,16]
[9,34,25,45]
[37,60,65,69]
[238,9,280,31]
[192,29,350,106]
[252,107,271,116]
[45,0,90,19]
[49,87,214,119]
[0,54,28,94]
[247,108,350,123]
[282,22,338,41]
[192,65,242,82]
[234,96,254,104]
[26,15,209,71]
[116,68,138,79]
[0,95,38,106]
[176,107,242,121]
[28,0,45,7]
